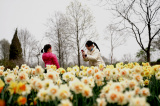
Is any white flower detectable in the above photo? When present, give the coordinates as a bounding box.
[0,70,3,76]
[96,98,107,106]
[94,71,104,81]
[3,71,8,77]
[56,79,62,86]
[94,67,100,73]
[22,84,31,96]
[35,66,44,75]
[110,82,123,92]
[72,66,79,72]
[82,85,93,98]
[129,96,150,106]
[117,93,127,105]
[57,84,71,100]
[58,99,73,106]
[37,88,50,102]
[31,68,36,76]
[4,74,15,84]
[106,90,119,103]
[48,84,59,100]
[0,66,5,71]
[63,72,72,82]
[128,80,138,89]
[155,72,160,80]
[101,85,110,94]
[35,79,44,90]
[81,77,89,85]
[46,71,58,82]
[140,88,150,97]
[133,66,143,73]
[43,79,53,90]
[18,71,29,82]
[134,87,140,95]
[133,74,142,83]
[120,68,129,77]
[125,91,135,102]
[110,68,118,79]
[87,68,94,76]
[69,78,84,94]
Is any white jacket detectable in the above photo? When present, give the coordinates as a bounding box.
[83,47,105,67]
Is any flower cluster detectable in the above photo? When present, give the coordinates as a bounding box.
[0,62,160,106]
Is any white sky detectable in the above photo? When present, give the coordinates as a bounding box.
[1,0,157,62]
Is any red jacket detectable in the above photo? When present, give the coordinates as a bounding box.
[42,52,60,68]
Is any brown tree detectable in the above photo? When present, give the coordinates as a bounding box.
[107,0,160,62]
[67,0,97,67]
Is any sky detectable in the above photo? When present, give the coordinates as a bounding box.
[1,0,157,62]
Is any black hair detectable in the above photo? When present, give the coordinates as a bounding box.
[41,44,51,53]
[85,40,100,51]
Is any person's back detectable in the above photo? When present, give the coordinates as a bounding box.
[42,52,60,68]
[41,44,60,69]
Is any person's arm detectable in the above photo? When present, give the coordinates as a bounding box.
[52,54,60,69]
[85,51,99,61]
[82,51,89,61]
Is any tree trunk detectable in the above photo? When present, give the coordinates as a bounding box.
[58,29,61,67]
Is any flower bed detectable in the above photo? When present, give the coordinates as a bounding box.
[0,62,160,106]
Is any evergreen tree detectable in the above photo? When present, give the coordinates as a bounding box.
[9,28,23,61]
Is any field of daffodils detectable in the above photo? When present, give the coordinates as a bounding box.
[0,62,160,106]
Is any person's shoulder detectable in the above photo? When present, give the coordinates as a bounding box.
[50,53,57,57]
[94,47,99,53]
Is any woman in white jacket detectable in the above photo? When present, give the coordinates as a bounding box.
[82,40,105,67]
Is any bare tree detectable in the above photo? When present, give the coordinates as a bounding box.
[0,39,10,61]
[46,12,73,68]
[105,24,126,64]
[18,29,39,65]
[122,53,134,63]
[18,29,32,62]
[106,0,160,62]
[67,0,97,67]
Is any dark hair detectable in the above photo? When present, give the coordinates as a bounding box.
[85,40,100,51]
[41,44,51,53]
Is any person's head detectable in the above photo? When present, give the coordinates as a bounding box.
[41,44,52,53]
[85,40,100,51]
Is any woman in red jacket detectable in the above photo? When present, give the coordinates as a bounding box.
[41,44,60,72]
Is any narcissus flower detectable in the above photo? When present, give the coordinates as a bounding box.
[0,79,5,93]
[8,81,18,94]
[117,93,127,105]
[69,79,84,94]
[133,74,142,83]
[106,91,119,103]
[37,88,50,102]
[48,84,58,100]
[17,96,27,105]
[129,97,149,106]
[0,70,3,76]
[144,79,149,85]
[0,99,5,106]
[4,74,15,84]
[140,88,150,97]
[96,98,107,106]
[35,66,44,75]
[0,66,5,71]
[82,85,93,98]
[110,83,123,92]
[18,72,29,82]
[101,85,110,94]
[57,84,71,100]
[58,99,73,106]
[94,72,104,81]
